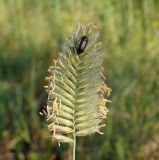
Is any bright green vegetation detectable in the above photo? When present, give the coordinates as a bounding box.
[0,0,159,159]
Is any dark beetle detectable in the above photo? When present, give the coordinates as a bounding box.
[76,35,88,54]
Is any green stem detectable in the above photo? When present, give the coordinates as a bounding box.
[73,133,76,160]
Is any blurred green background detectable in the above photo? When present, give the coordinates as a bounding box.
[0,0,159,159]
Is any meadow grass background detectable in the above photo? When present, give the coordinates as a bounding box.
[0,0,159,159]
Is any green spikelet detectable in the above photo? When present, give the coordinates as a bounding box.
[42,22,111,145]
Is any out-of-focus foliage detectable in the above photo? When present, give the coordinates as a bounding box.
[0,0,159,159]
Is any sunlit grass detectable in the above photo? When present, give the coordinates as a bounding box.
[0,0,159,159]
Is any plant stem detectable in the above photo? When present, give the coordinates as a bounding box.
[73,133,76,160]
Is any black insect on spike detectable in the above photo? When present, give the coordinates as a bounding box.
[76,35,88,54]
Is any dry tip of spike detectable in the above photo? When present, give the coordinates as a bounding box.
[95,122,106,135]
[44,85,48,89]
[45,76,54,82]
